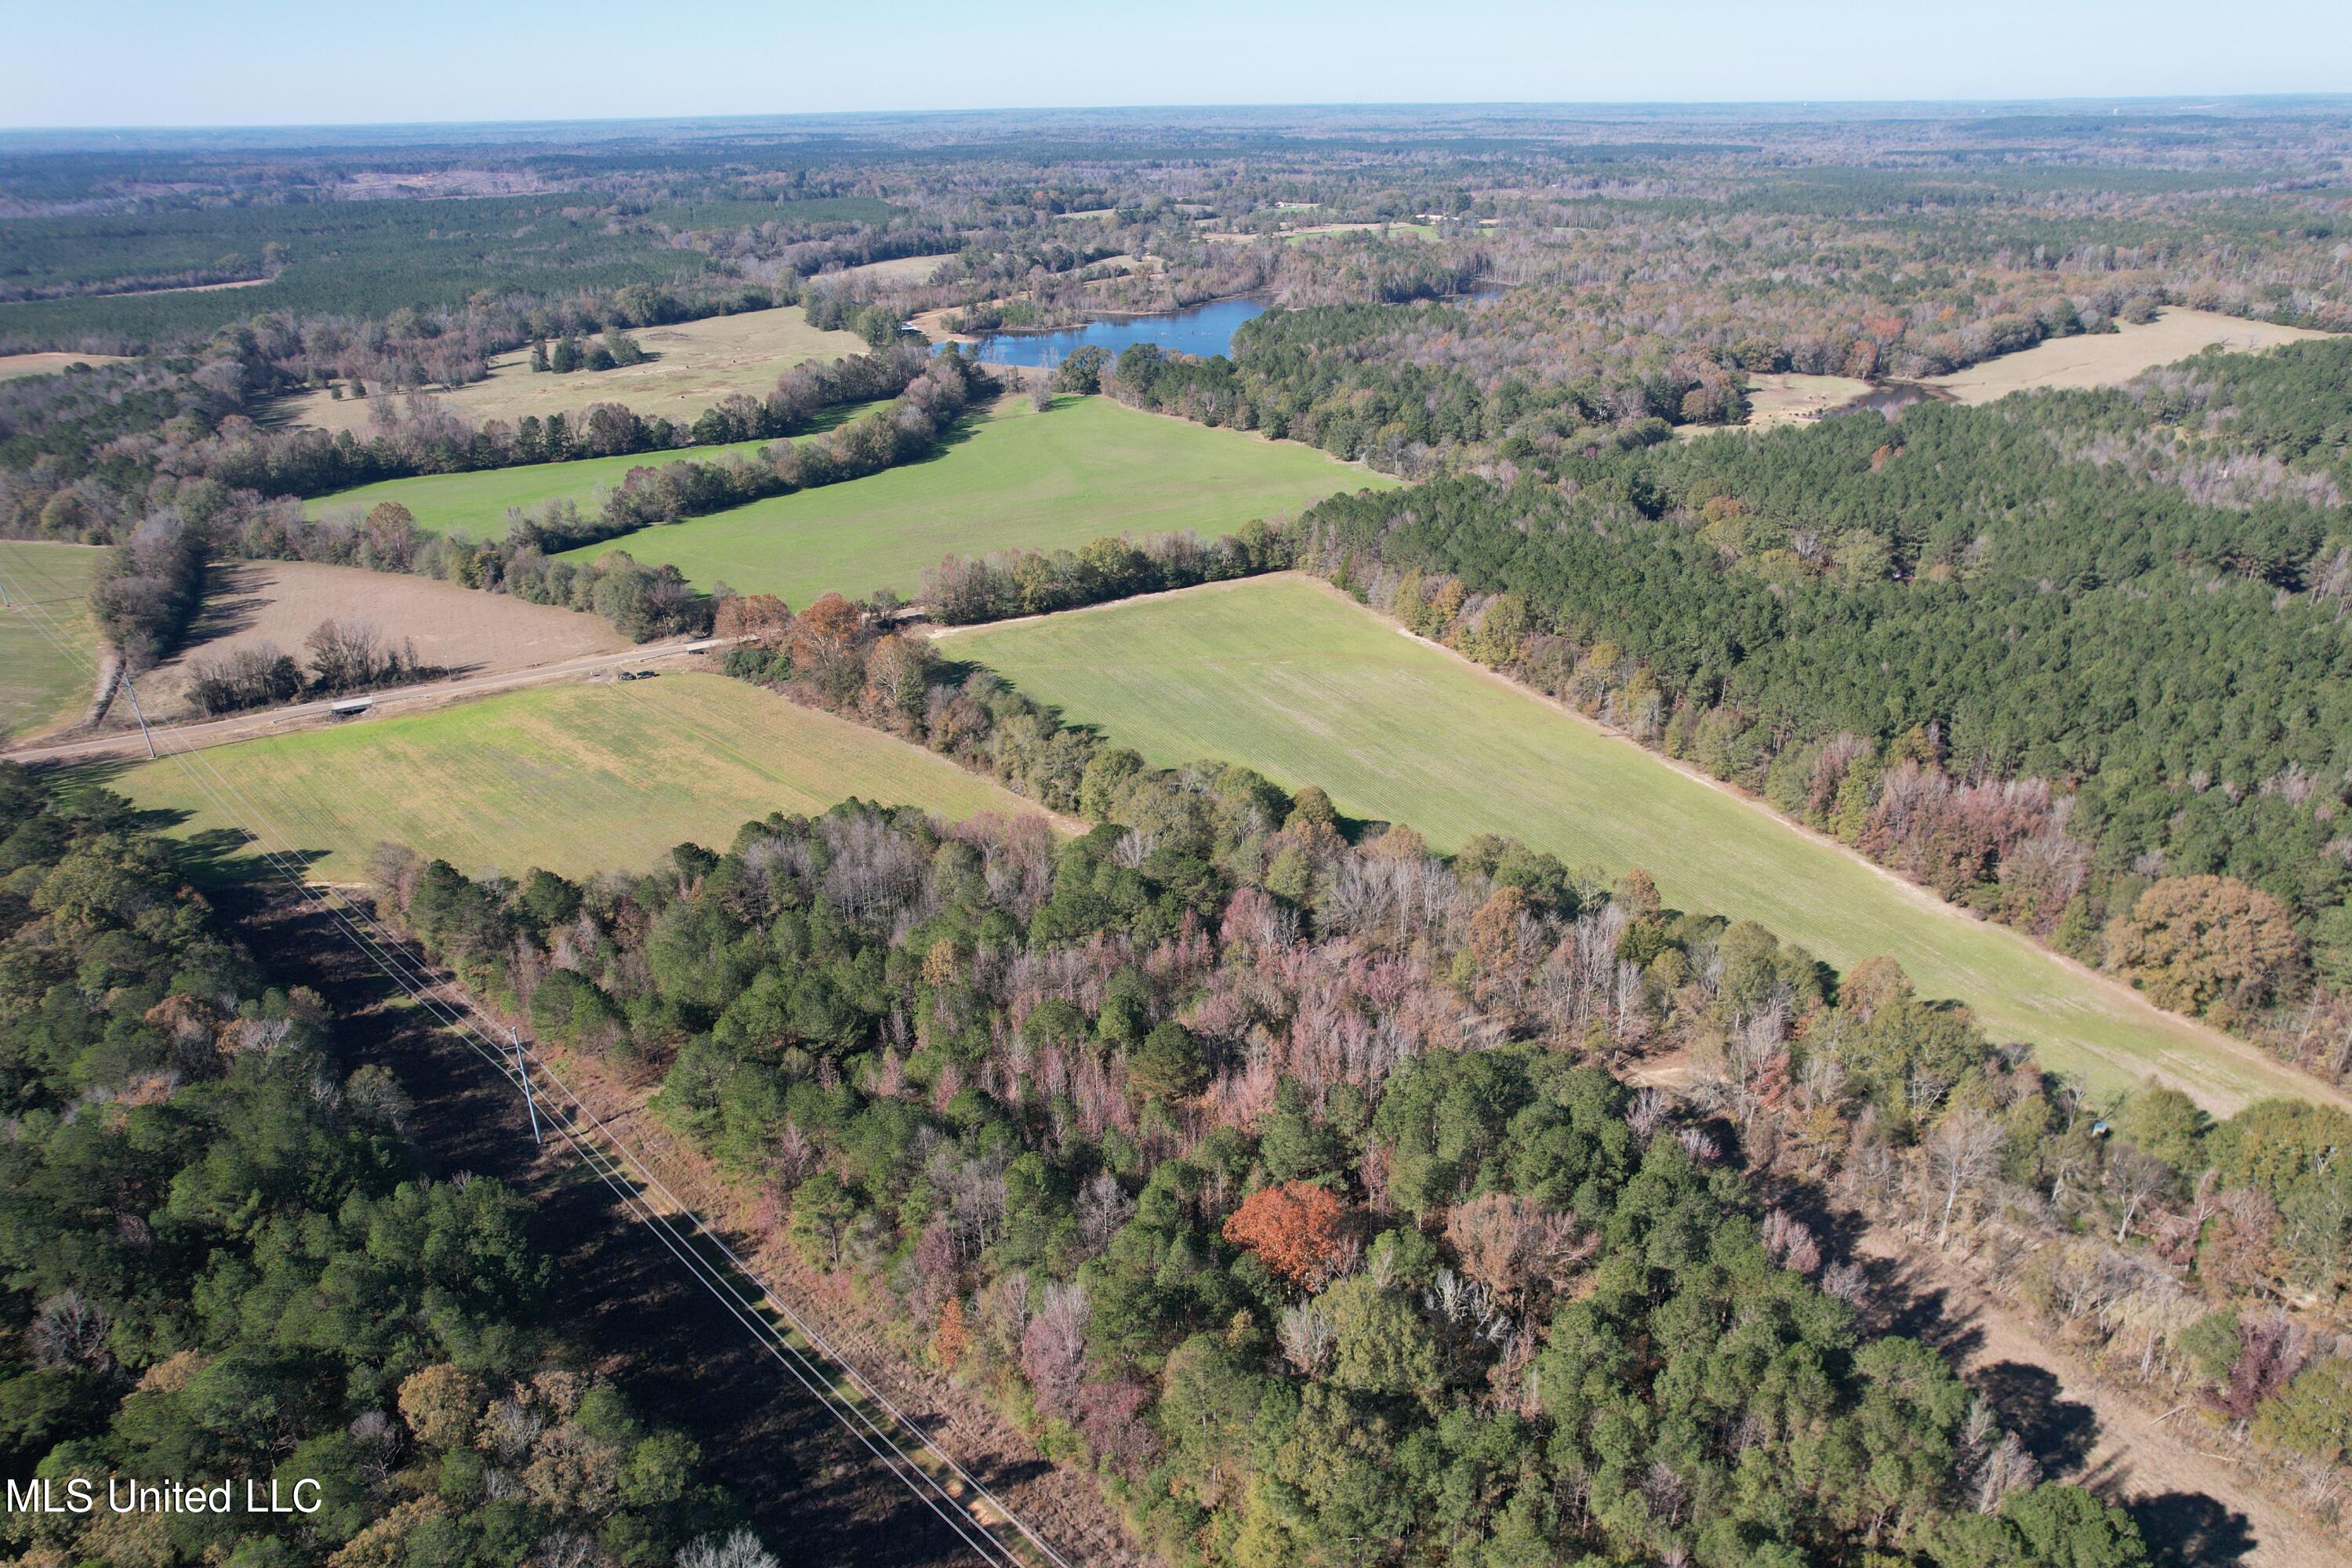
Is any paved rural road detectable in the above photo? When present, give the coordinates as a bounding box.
[5,635,737,766]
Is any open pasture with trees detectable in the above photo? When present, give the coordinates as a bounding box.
[1920,307,2334,404]
[303,434,791,537]
[1278,340,2352,1094]
[949,574,2317,1109]
[0,539,103,741]
[106,670,1047,881]
[280,307,868,434]
[15,100,2352,1562]
[1734,372,1874,427]
[561,394,1392,604]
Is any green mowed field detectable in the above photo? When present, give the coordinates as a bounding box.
[0,540,104,742]
[560,395,1394,605]
[304,436,786,537]
[952,575,2316,1112]
[103,672,1044,883]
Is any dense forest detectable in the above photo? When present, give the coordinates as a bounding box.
[1269,339,2352,1082]
[374,601,2352,1561]
[0,764,750,1566]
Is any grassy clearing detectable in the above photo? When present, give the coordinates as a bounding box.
[1284,221,1441,243]
[0,540,103,742]
[1735,372,1873,428]
[303,400,890,538]
[950,575,2316,1111]
[1922,308,2335,404]
[0,351,129,383]
[102,672,1044,884]
[819,254,953,287]
[281,307,867,434]
[303,436,786,537]
[560,394,1394,604]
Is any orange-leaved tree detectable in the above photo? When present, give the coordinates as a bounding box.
[1222,1180,1348,1287]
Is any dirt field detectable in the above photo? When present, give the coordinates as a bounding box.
[0,350,130,382]
[278,306,867,434]
[1923,307,2336,405]
[148,560,626,715]
[1737,372,1874,428]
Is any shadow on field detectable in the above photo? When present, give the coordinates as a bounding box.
[36,757,332,887]
[2125,1490,2256,1567]
[1974,1359,2100,1473]
[183,560,270,645]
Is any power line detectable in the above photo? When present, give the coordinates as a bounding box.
[0,555,1069,1566]
[0,557,1069,1568]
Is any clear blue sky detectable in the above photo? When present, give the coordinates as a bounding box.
[11,0,2350,128]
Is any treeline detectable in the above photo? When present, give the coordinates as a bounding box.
[373,770,2165,1568]
[213,492,714,645]
[920,524,1290,624]
[186,616,437,716]
[1100,309,1734,476]
[531,328,650,373]
[1274,357,2352,1076]
[29,348,982,684]
[801,289,922,350]
[87,510,205,671]
[506,349,991,555]
[0,765,750,1566]
[2,307,884,546]
[213,344,941,503]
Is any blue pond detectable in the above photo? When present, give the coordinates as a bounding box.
[967,297,1265,368]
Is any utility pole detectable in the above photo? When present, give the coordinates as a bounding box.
[119,672,158,760]
[511,1029,543,1145]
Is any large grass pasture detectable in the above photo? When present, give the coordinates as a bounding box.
[281,307,866,434]
[105,672,1045,883]
[561,395,1394,605]
[949,575,2318,1112]
[0,540,104,742]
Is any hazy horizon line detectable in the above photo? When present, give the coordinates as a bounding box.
[7,90,2351,140]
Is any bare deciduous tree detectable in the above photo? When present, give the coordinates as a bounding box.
[2107,1145,2174,1243]
[1276,1301,1335,1374]
[1927,1109,2004,1249]
[675,1531,779,1568]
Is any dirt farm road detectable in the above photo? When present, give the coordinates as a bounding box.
[5,635,736,767]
